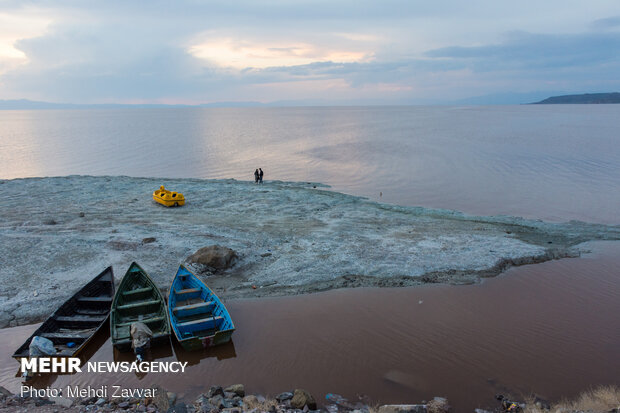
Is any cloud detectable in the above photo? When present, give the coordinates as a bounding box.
[425,31,620,71]
[188,37,374,69]
[590,16,620,30]
[1,1,620,103]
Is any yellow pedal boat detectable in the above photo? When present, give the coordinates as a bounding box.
[153,186,185,207]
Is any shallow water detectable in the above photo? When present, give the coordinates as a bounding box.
[1,105,619,223]
[1,241,618,411]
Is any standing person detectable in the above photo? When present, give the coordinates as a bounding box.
[259,168,264,183]
[254,169,259,184]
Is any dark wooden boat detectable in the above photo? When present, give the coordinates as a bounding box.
[168,265,235,350]
[110,262,170,352]
[12,266,115,360]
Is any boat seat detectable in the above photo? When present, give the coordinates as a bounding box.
[55,315,106,323]
[116,315,166,328]
[174,288,200,295]
[117,299,160,311]
[78,296,112,303]
[122,287,153,297]
[177,315,223,329]
[173,301,214,314]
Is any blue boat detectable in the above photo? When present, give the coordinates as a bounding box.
[168,265,235,350]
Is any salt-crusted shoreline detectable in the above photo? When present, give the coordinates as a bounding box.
[1,175,619,328]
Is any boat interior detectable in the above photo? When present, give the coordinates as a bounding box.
[170,274,227,340]
[112,267,168,344]
[13,268,114,358]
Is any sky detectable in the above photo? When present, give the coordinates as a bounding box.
[0,0,619,105]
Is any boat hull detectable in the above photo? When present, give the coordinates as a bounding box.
[168,265,235,351]
[110,262,170,352]
[153,186,185,207]
[12,266,115,361]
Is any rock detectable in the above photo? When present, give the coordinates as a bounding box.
[167,402,188,413]
[95,398,107,406]
[153,387,172,411]
[79,212,85,217]
[474,410,492,413]
[260,253,272,257]
[256,395,266,403]
[167,392,177,406]
[142,237,157,244]
[187,245,238,270]
[210,395,230,409]
[118,401,130,409]
[208,386,225,398]
[43,219,57,225]
[49,396,73,408]
[198,400,217,413]
[290,389,317,410]
[243,395,258,406]
[224,392,236,399]
[80,396,97,405]
[378,405,427,413]
[224,384,245,397]
[426,397,450,413]
[276,392,294,402]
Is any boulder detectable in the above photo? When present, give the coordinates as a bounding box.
[224,384,245,397]
[187,246,239,270]
[290,389,317,410]
[276,392,293,402]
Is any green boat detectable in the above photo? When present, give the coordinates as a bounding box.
[110,262,170,352]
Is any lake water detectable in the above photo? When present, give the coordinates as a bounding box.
[0,106,619,410]
[1,105,619,224]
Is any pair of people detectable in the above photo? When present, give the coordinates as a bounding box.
[254,168,264,184]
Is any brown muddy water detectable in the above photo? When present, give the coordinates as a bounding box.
[1,241,619,412]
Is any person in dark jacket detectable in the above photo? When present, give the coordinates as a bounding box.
[254,169,259,184]
[259,168,264,183]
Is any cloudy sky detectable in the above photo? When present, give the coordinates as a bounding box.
[1,0,619,104]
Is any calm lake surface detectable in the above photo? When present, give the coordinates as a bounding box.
[0,106,619,410]
[1,105,619,223]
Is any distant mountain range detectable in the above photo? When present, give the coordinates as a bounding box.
[0,99,269,110]
[533,92,620,104]
[1,93,618,109]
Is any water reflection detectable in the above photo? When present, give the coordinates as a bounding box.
[172,339,237,366]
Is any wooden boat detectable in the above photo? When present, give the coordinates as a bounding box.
[168,265,235,350]
[110,262,170,352]
[153,185,185,207]
[13,266,115,360]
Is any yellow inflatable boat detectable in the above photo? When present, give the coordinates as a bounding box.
[153,185,185,207]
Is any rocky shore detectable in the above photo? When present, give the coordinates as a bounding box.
[2,384,619,413]
[0,384,450,413]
